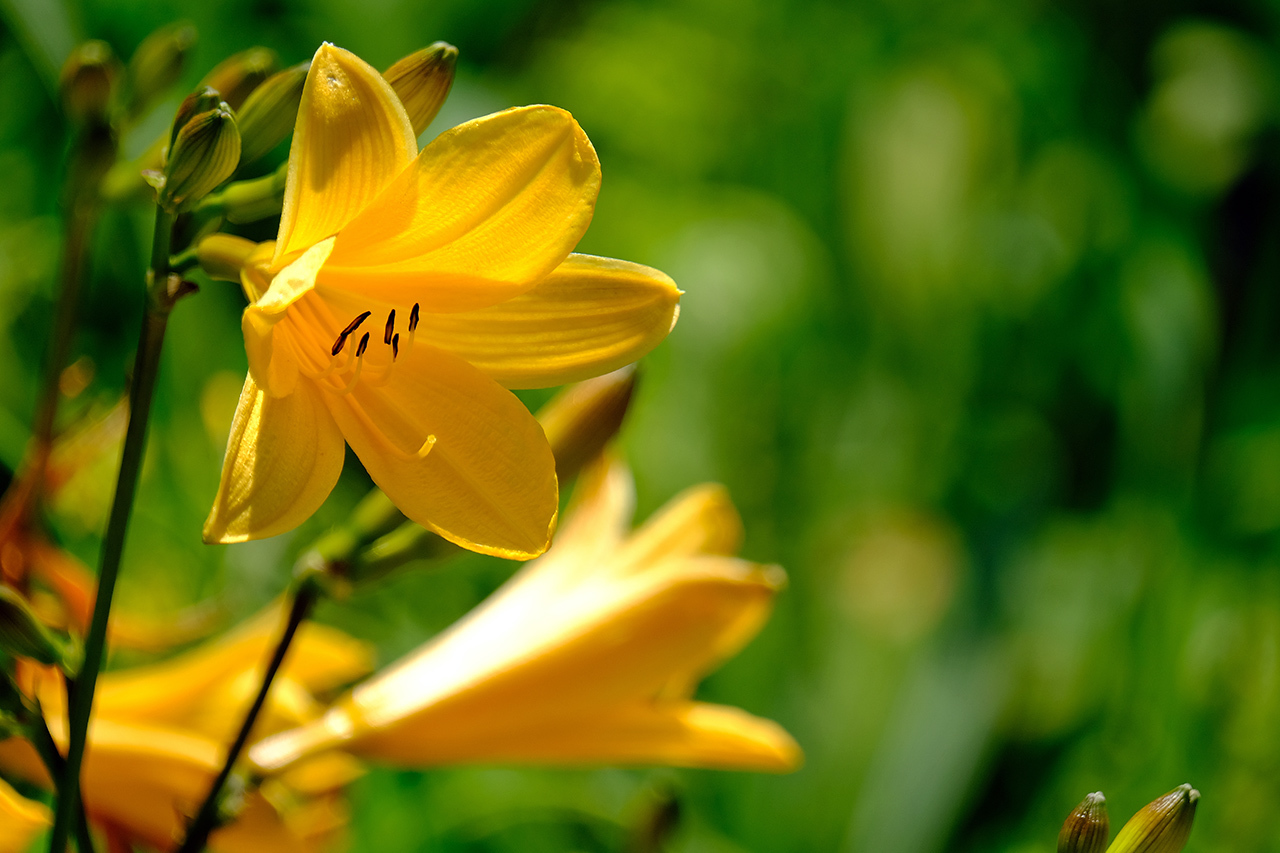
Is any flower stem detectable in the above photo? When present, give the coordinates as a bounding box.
[175,580,320,853]
[48,206,177,853]
[28,703,96,853]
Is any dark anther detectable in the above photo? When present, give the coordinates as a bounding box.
[384,309,396,344]
[332,310,372,356]
[409,302,420,333]
[356,332,370,358]
[392,333,400,360]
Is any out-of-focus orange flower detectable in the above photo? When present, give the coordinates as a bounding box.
[0,776,51,853]
[251,455,801,775]
[0,602,371,851]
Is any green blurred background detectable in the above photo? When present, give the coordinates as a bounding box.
[2,0,1278,850]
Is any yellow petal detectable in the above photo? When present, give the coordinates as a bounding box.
[274,44,416,264]
[321,105,600,312]
[322,342,557,559]
[78,718,221,850]
[418,254,680,389]
[611,483,745,574]
[0,776,51,853]
[204,373,346,544]
[425,702,802,772]
[250,556,781,771]
[97,601,373,742]
[243,238,335,398]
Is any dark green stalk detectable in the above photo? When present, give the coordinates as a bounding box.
[175,581,319,853]
[48,207,177,853]
[28,701,96,853]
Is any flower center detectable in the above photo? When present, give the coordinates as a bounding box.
[315,302,420,395]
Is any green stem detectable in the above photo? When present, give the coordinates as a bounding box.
[175,581,319,853]
[28,702,96,853]
[48,207,176,853]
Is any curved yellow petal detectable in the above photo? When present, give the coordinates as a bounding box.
[418,254,681,389]
[274,44,417,264]
[243,238,335,398]
[0,776,51,853]
[203,373,345,544]
[322,342,557,559]
[416,702,802,772]
[249,556,780,771]
[321,105,601,312]
[97,602,372,741]
[611,483,745,574]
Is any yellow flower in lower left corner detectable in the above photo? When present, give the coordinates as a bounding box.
[0,776,50,853]
[0,604,371,852]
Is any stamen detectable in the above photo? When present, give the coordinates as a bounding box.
[331,311,371,356]
[409,303,420,332]
[416,434,437,459]
[356,332,370,358]
[392,333,400,360]
[384,309,396,344]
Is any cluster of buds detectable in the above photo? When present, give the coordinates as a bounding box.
[1058,786,1199,853]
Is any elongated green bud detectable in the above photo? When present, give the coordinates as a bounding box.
[384,42,458,135]
[236,61,309,162]
[537,365,638,483]
[169,86,222,148]
[1059,793,1109,853]
[0,587,79,673]
[1107,785,1199,853]
[60,40,120,124]
[127,21,197,116]
[199,46,278,109]
[159,104,240,211]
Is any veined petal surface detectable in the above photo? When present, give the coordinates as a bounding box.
[322,105,601,312]
[274,44,417,264]
[322,342,558,559]
[420,254,681,389]
[203,374,345,544]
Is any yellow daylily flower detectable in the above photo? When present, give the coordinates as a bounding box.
[0,776,51,853]
[0,604,371,851]
[249,456,801,774]
[204,44,681,557]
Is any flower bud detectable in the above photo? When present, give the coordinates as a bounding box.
[1108,785,1199,853]
[536,365,638,483]
[127,21,198,116]
[195,233,259,282]
[0,586,79,673]
[384,42,458,135]
[169,86,222,148]
[59,40,120,125]
[199,46,278,109]
[236,61,309,163]
[1058,792,1108,853]
[159,104,241,211]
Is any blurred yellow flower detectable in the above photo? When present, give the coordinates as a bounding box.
[204,44,680,558]
[0,603,371,851]
[250,456,801,774]
[0,776,50,853]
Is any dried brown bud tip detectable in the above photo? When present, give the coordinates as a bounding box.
[1058,792,1108,853]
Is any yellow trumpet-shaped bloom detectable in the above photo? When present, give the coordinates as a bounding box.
[0,605,371,851]
[0,776,50,853]
[250,456,801,774]
[204,44,681,557]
